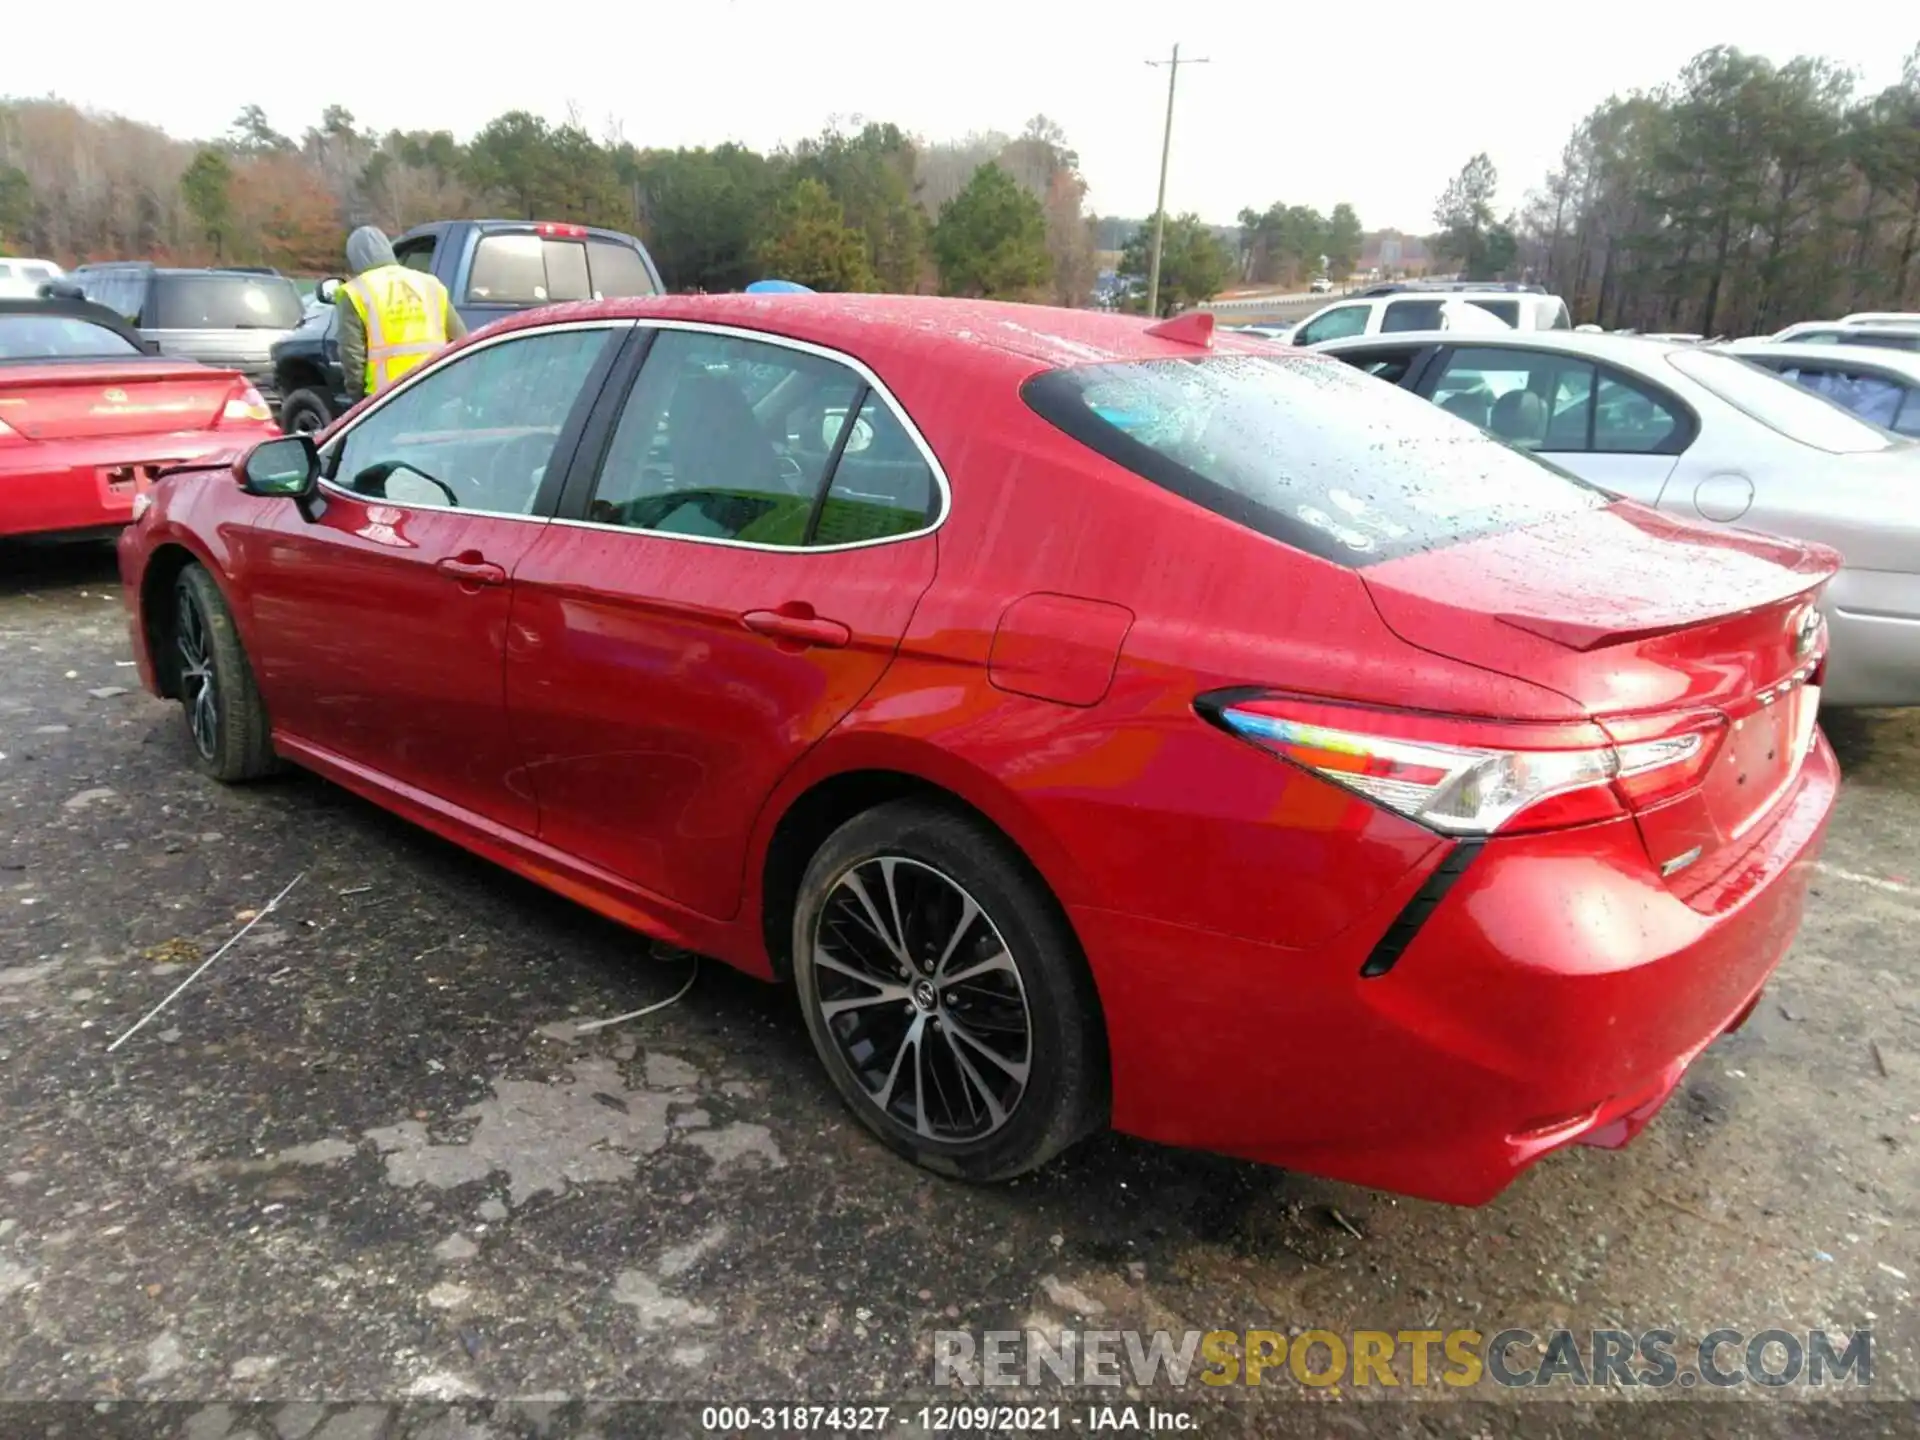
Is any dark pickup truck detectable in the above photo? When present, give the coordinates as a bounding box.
[270,219,665,433]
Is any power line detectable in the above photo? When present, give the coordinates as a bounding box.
[1144,43,1209,318]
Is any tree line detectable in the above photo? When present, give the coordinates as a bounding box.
[1431,42,1920,333]
[0,100,1102,302]
[0,94,1374,314]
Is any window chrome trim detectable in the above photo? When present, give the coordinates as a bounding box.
[312,315,953,551]
[556,317,951,552]
[313,318,635,520]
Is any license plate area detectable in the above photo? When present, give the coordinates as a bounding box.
[1720,680,1819,843]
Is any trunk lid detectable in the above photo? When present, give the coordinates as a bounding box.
[0,360,236,439]
[1362,501,1836,890]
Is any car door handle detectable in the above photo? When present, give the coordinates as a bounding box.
[436,554,508,587]
[741,608,852,649]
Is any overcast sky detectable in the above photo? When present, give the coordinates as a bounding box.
[3,2,1907,232]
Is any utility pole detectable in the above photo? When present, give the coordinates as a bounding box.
[1144,42,1208,318]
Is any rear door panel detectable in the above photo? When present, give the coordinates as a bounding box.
[503,324,940,919]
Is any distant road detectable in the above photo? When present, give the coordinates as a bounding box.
[1201,288,1343,324]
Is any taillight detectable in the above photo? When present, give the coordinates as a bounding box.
[1200,692,1726,836]
[1602,709,1727,811]
[220,383,273,426]
[536,221,588,238]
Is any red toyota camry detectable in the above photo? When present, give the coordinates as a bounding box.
[0,298,278,540]
[116,295,1838,1204]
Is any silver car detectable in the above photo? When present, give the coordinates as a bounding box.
[1317,329,1920,707]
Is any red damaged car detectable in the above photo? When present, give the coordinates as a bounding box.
[116,295,1838,1204]
[0,298,278,541]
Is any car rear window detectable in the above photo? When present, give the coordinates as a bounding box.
[0,313,141,360]
[1667,350,1895,453]
[467,234,659,306]
[1022,354,1607,566]
[150,275,303,331]
[1466,299,1520,326]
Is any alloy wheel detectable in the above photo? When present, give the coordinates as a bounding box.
[176,588,218,760]
[810,856,1032,1142]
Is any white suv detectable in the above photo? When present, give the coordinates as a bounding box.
[1291,286,1570,347]
[0,257,64,299]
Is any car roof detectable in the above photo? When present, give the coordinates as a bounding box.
[71,264,291,281]
[1731,342,1920,379]
[1777,321,1920,336]
[477,293,1295,377]
[1316,329,1677,363]
[396,219,644,243]
[1322,290,1548,307]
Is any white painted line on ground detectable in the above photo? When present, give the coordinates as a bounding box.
[1815,863,1914,897]
[106,872,305,1052]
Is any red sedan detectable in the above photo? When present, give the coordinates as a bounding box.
[116,295,1838,1204]
[0,298,278,540]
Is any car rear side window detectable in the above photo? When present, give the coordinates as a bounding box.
[587,329,870,547]
[1464,299,1520,327]
[151,275,302,331]
[1382,299,1443,331]
[814,394,938,544]
[1022,354,1605,566]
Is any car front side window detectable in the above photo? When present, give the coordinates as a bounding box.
[327,327,613,515]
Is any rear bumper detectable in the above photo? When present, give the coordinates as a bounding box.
[1073,732,1838,1205]
[0,429,262,540]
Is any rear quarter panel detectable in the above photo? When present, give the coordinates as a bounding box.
[824,379,1568,951]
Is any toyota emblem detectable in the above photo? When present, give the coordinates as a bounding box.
[102,387,127,403]
[1792,604,1821,659]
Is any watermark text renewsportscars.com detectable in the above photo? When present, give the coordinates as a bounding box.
[933,1327,1872,1390]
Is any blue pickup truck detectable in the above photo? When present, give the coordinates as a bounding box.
[270,219,664,433]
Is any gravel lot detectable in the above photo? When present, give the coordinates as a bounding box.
[1,540,1916,1440]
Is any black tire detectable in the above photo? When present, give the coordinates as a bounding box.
[279,387,333,435]
[171,564,277,783]
[793,800,1107,1181]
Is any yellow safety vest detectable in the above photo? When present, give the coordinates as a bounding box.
[343,265,451,395]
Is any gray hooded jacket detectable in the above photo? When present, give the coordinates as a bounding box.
[337,225,466,401]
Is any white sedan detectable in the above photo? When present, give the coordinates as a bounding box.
[1316,329,1920,708]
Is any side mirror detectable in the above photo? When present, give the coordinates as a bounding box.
[239,434,318,500]
[315,277,342,305]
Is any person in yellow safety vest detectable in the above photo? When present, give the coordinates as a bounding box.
[336,225,467,404]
